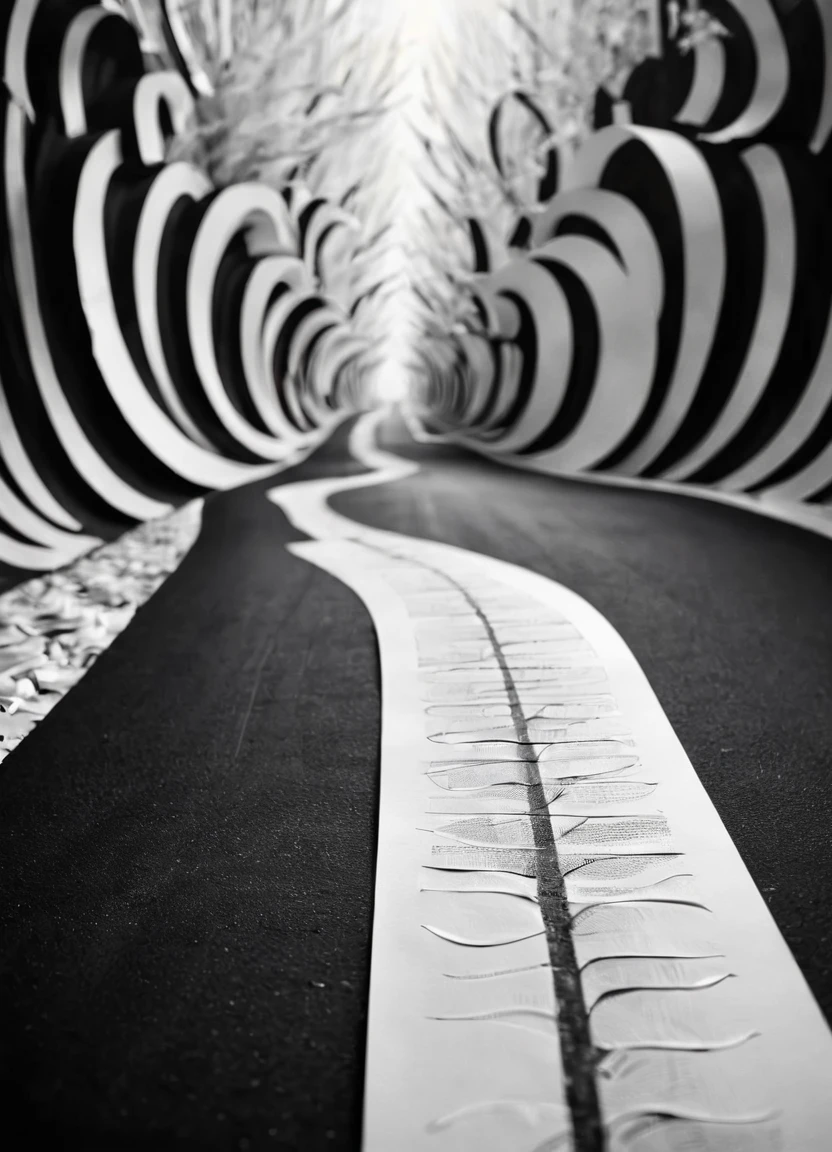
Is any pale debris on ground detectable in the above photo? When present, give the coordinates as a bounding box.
[0,501,204,764]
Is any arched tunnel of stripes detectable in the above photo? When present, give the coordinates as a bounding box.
[3,0,832,583]
[0,0,369,580]
[417,0,832,501]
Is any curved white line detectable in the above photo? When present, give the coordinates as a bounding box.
[530,188,664,322]
[239,256,310,437]
[286,306,342,415]
[662,146,796,482]
[465,292,509,429]
[468,284,526,435]
[0,371,80,533]
[59,7,130,138]
[75,131,286,490]
[0,471,98,553]
[185,185,299,460]
[4,0,40,121]
[525,235,655,470]
[675,37,726,127]
[279,307,318,435]
[270,411,832,1152]
[0,532,88,573]
[456,333,499,427]
[699,0,789,144]
[133,70,194,165]
[811,0,832,153]
[314,214,360,302]
[563,126,726,477]
[302,202,357,278]
[487,341,524,434]
[758,420,832,501]
[314,333,370,405]
[5,100,161,523]
[162,0,214,97]
[715,310,832,494]
[475,263,572,455]
[260,289,329,444]
[133,162,216,449]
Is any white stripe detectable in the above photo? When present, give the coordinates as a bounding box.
[271,411,832,1152]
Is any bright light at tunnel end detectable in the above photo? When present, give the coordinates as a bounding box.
[374,371,410,405]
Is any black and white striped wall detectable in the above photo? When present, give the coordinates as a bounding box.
[0,0,368,581]
[421,0,832,515]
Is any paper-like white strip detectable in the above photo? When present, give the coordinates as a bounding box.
[270,411,832,1152]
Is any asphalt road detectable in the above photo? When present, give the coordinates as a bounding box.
[2,412,831,1151]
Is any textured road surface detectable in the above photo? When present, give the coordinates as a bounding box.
[2,413,831,1151]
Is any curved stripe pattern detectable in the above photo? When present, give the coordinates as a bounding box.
[420,0,832,512]
[0,0,368,581]
[9,0,832,578]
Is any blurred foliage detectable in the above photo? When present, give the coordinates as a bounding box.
[126,0,402,354]
[403,0,658,357]
[134,1,399,193]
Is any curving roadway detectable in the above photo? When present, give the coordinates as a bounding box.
[1,413,831,1150]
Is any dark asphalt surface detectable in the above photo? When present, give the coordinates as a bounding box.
[0,420,380,1152]
[2,413,831,1150]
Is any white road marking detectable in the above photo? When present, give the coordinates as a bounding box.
[270,410,832,1152]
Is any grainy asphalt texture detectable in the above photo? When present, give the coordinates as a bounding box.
[2,413,831,1150]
